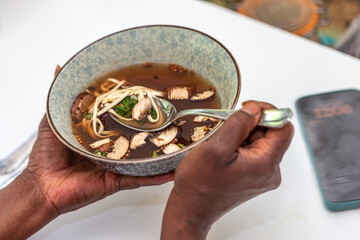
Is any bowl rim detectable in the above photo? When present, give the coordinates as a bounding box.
[46,24,241,164]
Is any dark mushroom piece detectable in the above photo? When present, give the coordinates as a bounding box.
[107,136,129,160]
[165,86,194,100]
[99,142,112,153]
[71,93,96,122]
[163,143,182,154]
[132,97,152,120]
[190,88,215,102]
[130,132,149,150]
[150,126,178,147]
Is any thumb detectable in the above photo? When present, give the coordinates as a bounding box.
[208,101,262,155]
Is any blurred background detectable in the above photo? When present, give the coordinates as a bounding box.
[205,0,360,59]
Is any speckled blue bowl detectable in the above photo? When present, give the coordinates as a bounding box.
[47,25,240,176]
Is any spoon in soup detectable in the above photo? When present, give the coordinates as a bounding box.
[109,98,293,132]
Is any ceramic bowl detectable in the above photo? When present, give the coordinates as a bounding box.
[47,25,240,176]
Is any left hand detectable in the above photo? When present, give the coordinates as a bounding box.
[23,65,174,215]
[0,66,174,240]
[24,116,174,215]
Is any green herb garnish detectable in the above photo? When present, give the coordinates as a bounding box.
[152,151,158,157]
[94,149,102,156]
[114,105,128,115]
[178,143,186,149]
[83,111,93,120]
[114,96,138,118]
[94,149,107,157]
[151,108,157,119]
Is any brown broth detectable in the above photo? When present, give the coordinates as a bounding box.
[72,63,221,159]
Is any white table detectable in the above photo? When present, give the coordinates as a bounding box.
[1,0,360,239]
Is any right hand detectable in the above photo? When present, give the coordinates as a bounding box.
[161,101,294,239]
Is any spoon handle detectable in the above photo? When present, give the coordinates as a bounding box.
[176,109,236,120]
[175,108,293,128]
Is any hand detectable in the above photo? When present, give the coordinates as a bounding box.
[0,66,174,240]
[28,65,174,215]
[26,115,174,214]
[161,101,294,239]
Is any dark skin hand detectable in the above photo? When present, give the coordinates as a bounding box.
[0,66,174,240]
[161,101,294,240]
[29,116,174,214]
[33,65,174,214]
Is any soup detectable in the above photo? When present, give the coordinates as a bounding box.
[71,63,221,159]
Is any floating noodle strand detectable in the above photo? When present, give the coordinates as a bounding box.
[108,109,133,121]
[85,89,100,97]
[106,78,122,84]
[92,98,100,137]
[97,90,130,116]
[86,78,164,138]
[100,78,121,92]
[138,89,144,100]
[146,91,160,123]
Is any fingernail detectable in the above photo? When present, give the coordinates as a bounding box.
[55,65,62,76]
[241,101,262,116]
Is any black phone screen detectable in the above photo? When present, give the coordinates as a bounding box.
[296,89,360,203]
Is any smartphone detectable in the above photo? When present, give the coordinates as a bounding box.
[296,89,360,211]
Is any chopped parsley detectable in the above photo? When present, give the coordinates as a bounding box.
[94,149,108,157]
[83,111,93,120]
[151,108,157,119]
[94,149,101,156]
[178,143,186,149]
[114,96,138,118]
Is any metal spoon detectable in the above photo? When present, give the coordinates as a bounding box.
[110,98,293,132]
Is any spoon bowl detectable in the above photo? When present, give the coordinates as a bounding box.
[110,98,293,132]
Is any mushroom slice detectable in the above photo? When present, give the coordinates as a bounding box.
[163,143,181,154]
[150,126,178,147]
[132,97,152,120]
[193,116,217,122]
[191,126,209,142]
[165,86,194,100]
[130,132,149,150]
[89,138,111,149]
[176,120,187,126]
[71,93,96,122]
[190,89,215,101]
[107,136,129,160]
